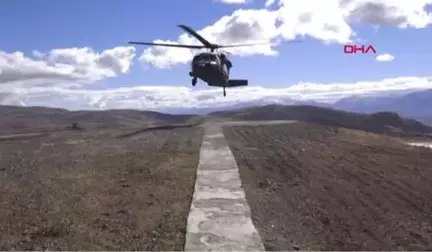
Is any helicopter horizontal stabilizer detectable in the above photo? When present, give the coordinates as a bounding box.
[227,79,248,87]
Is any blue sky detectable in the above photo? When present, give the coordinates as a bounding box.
[0,0,431,110]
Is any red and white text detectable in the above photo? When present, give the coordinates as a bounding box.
[344,44,377,54]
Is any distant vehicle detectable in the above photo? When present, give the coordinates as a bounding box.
[129,25,301,97]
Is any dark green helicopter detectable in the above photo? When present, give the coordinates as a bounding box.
[130,25,301,96]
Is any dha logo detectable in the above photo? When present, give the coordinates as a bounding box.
[344,44,377,54]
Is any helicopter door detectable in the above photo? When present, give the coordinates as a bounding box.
[219,55,229,79]
[222,63,228,77]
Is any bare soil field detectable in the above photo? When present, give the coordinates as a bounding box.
[0,105,200,135]
[212,105,432,135]
[224,122,432,251]
[0,126,203,250]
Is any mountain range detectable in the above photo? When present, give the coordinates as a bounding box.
[1,89,431,129]
[332,89,432,116]
[210,104,432,135]
[166,89,432,124]
[331,89,432,125]
[2,97,432,137]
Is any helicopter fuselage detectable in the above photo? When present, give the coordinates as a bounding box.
[129,24,275,96]
[190,52,229,86]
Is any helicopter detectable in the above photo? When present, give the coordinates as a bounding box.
[129,25,301,96]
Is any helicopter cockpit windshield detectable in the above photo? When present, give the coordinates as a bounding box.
[193,53,218,65]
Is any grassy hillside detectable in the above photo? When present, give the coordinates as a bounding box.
[211,104,432,134]
[0,105,198,133]
[224,122,432,250]
[0,126,204,250]
[3,104,431,135]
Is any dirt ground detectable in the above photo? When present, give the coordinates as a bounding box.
[224,122,432,251]
[0,127,203,250]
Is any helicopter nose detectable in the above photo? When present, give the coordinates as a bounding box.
[193,63,205,73]
[195,61,209,69]
[197,61,208,67]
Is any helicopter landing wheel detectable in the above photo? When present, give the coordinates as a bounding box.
[192,77,197,86]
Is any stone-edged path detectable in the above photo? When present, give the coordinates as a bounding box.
[184,125,264,251]
[184,120,294,251]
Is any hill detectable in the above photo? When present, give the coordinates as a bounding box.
[416,116,432,126]
[0,105,198,133]
[224,122,432,250]
[159,99,330,115]
[332,89,432,119]
[211,104,432,135]
[3,103,431,136]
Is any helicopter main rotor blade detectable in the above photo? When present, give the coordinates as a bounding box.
[128,41,205,49]
[177,25,213,48]
[217,42,268,49]
[217,39,303,48]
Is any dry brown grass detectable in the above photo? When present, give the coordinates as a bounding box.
[0,126,203,250]
[224,122,432,251]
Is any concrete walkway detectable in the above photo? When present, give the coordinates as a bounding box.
[184,125,265,251]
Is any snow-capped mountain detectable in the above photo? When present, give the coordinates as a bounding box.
[332,89,432,118]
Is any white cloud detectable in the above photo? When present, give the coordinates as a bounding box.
[0,46,136,87]
[1,76,430,110]
[138,0,432,68]
[376,53,395,61]
[138,9,281,69]
[265,0,277,7]
[344,0,432,28]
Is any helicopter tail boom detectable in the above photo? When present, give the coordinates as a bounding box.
[227,79,248,87]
